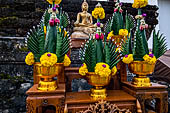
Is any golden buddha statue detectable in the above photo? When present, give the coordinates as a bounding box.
[71,0,96,39]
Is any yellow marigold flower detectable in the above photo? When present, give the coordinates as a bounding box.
[64,54,71,66]
[107,31,114,40]
[143,54,157,64]
[92,7,105,19]
[59,28,61,32]
[79,63,88,76]
[132,0,148,9]
[46,0,61,5]
[40,52,57,67]
[119,29,128,36]
[95,63,111,77]
[111,66,117,76]
[25,52,35,65]
[44,26,47,35]
[122,54,134,64]
[116,48,121,52]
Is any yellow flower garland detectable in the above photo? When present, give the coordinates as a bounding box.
[95,63,111,77]
[92,7,105,19]
[122,54,134,64]
[107,31,114,40]
[46,0,62,5]
[64,54,71,66]
[25,52,35,65]
[79,63,88,76]
[132,0,148,9]
[40,52,57,67]
[119,29,128,36]
[143,54,157,64]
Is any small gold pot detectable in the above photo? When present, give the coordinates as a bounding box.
[128,61,155,87]
[86,72,111,100]
[34,63,64,91]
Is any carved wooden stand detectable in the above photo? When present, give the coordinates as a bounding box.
[122,82,168,113]
[26,84,65,113]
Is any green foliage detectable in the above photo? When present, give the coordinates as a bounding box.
[44,25,57,53]
[60,11,70,28]
[27,7,70,63]
[79,38,120,71]
[153,30,168,58]
[104,18,112,34]
[125,13,136,33]
[27,25,45,62]
[141,30,149,54]
[121,33,132,56]
[107,41,120,69]
[133,30,146,61]
[43,9,50,27]
[112,12,124,35]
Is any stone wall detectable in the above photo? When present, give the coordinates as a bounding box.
[0,0,159,37]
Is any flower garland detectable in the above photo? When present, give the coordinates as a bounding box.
[132,0,148,9]
[46,0,62,5]
[107,31,114,40]
[79,63,88,76]
[92,7,105,20]
[64,54,71,66]
[95,63,111,77]
[40,52,57,67]
[25,52,35,65]
[119,29,128,36]
[143,53,157,64]
[122,54,134,64]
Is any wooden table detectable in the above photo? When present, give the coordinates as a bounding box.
[65,90,137,113]
[26,84,65,113]
[122,82,168,113]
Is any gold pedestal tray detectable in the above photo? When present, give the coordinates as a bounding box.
[86,72,111,100]
[128,61,155,87]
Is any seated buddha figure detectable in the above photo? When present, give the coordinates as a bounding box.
[71,0,96,39]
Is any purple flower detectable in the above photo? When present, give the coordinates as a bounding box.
[52,7,56,11]
[125,55,128,58]
[119,2,123,6]
[142,13,147,17]
[47,54,51,57]
[102,64,106,68]
[81,64,84,67]
[97,22,100,27]
[149,54,154,58]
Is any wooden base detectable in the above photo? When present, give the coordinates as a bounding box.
[26,84,65,113]
[65,90,137,112]
[122,82,168,113]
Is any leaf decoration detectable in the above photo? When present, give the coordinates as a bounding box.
[125,13,136,33]
[44,25,57,53]
[121,32,132,56]
[108,41,120,69]
[112,12,124,35]
[152,30,168,58]
[133,30,146,61]
[80,37,96,72]
[43,9,50,27]
[104,17,112,34]
[60,11,70,28]
[141,30,149,54]
[27,24,45,62]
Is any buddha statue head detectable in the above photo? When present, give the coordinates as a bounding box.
[82,0,88,11]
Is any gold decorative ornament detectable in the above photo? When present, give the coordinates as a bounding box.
[128,61,155,87]
[86,72,111,100]
[34,63,64,91]
[77,100,131,113]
